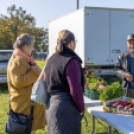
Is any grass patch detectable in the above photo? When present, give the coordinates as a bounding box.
[0,84,9,134]
[0,61,122,134]
[36,60,46,69]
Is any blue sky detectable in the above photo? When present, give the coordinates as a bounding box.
[1,0,134,29]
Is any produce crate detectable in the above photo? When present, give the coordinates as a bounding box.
[84,89,99,100]
[89,89,99,100]
[103,106,134,115]
[103,97,134,116]
[84,89,89,97]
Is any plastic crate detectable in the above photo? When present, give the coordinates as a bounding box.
[84,88,99,100]
[89,89,99,100]
[84,89,89,97]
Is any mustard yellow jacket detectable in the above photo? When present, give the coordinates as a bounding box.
[7,55,45,131]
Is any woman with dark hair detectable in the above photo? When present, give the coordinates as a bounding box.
[45,30,85,134]
[7,33,45,134]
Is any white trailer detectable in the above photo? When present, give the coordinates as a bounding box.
[49,7,134,78]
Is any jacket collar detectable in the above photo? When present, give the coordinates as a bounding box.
[125,50,131,72]
[62,45,82,64]
[126,50,134,58]
[125,50,131,57]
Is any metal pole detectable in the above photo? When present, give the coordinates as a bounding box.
[108,125,111,134]
[90,115,95,134]
[77,0,79,9]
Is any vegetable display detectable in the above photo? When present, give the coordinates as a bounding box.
[106,99,134,111]
[85,76,107,91]
[98,82,124,101]
[84,76,124,101]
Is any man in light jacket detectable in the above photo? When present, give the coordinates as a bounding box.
[115,34,134,98]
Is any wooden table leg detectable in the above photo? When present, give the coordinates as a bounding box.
[90,115,95,134]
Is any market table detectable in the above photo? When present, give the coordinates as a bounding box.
[88,106,134,134]
[84,96,101,107]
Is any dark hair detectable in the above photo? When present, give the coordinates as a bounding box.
[13,33,34,49]
[56,30,75,54]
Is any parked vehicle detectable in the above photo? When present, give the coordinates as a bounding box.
[49,6,134,78]
[0,50,13,83]
[31,52,48,60]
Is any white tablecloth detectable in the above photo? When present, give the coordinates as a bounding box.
[84,96,101,107]
[88,106,134,134]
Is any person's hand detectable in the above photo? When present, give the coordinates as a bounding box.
[80,112,83,115]
[125,72,133,82]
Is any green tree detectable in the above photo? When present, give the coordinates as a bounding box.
[0,5,48,50]
[0,15,14,49]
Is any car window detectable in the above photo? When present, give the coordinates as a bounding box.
[0,52,12,62]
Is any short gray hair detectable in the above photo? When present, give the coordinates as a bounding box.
[13,33,34,49]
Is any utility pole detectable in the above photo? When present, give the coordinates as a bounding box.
[77,0,79,9]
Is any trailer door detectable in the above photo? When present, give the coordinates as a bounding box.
[85,8,110,66]
[110,10,134,65]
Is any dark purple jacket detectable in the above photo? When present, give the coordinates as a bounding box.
[66,59,84,112]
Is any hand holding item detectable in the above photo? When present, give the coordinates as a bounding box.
[125,72,133,82]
